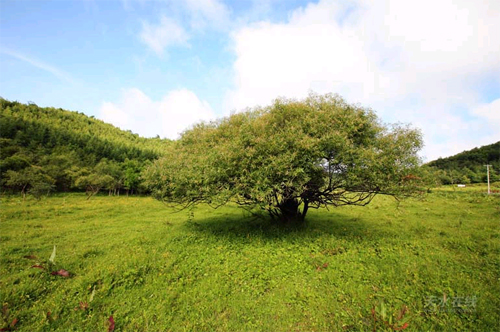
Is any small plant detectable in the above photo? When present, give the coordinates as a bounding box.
[49,245,56,265]
[74,286,96,312]
[108,315,115,332]
[30,245,71,277]
[0,304,18,331]
[370,302,411,331]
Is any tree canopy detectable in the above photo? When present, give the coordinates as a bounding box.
[144,93,424,223]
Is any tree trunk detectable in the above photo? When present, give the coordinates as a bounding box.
[302,199,309,219]
[277,198,306,224]
[21,184,27,201]
[86,186,99,200]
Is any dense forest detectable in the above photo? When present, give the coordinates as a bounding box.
[426,141,500,184]
[0,98,170,198]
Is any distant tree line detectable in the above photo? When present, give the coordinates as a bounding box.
[0,98,170,199]
[426,141,500,185]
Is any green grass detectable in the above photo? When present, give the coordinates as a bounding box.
[1,187,499,331]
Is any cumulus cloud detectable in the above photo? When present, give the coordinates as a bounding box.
[99,88,215,139]
[158,89,215,139]
[473,98,500,125]
[226,0,500,160]
[139,16,189,56]
[100,101,131,129]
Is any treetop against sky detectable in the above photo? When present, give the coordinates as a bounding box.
[0,0,499,161]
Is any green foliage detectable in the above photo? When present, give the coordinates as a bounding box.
[145,93,423,223]
[122,159,146,195]
[427,141,500,184]
[4,165,55,200]
[75,172,115,200]
[0,98,170,196]
[0,187,498,331]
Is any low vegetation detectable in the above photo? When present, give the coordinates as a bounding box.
[1,184,499,331]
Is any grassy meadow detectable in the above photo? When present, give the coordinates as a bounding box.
[1,185,499,331]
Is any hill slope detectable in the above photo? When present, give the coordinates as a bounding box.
[426,141,500,184]
[0,98,170,196]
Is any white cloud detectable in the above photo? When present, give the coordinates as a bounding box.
[100,101,130,129]
[135,0,231,38]
[1,48,77,84]
[183,0,231,30]
[159,89,215,139]
[473,98,500,125]
[139,16,189,56]
[226,0,500,160]
[98,88,214,140]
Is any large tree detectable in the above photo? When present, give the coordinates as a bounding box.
[4,165,55,200]
[144,93,424,223]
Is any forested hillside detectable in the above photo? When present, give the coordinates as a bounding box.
[426,141,500,184]
[0,98,170,198]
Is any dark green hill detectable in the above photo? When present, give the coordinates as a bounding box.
[426,141,500,184]
[0,98,170,197]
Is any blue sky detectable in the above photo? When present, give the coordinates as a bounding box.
[1,0,499,161]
